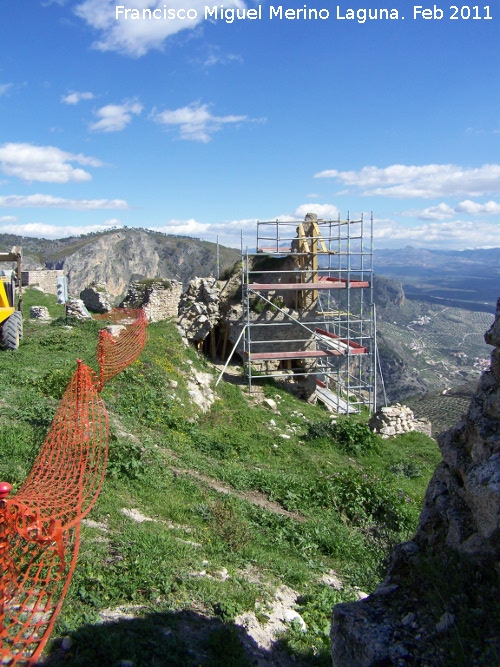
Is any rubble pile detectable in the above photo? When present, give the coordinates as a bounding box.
[66,298,92,320]
[369,404,431,438]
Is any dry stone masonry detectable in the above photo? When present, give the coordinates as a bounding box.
[29,306,51,321]
[369,404,432,438]
[178,277,221,343]
[22,270,65,296]
[330,297,500,666]
[120,279,183,323]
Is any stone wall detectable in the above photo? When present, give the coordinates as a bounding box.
[178,277,221,342]
[369,404,432,438]
[22,270,65,296]
[120,279,183,323]
[330,297,500,666]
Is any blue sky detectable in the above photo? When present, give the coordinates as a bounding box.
[0,0,499,250]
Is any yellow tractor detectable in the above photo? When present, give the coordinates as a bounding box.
[0,247,23,350]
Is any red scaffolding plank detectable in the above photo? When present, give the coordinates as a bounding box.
[246,349,343,361]
[246,279,369,291]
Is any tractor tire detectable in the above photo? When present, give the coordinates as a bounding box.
[11,311,23,339]
[1,314,20,350]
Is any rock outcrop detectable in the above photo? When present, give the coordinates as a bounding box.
[331,297,500,666]
[80,281,113,313]
[37,228,240,300]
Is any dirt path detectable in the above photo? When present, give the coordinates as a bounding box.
[172,467,305,522]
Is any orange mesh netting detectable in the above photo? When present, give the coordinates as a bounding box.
[1,308,148,666]
[95,308,148,390]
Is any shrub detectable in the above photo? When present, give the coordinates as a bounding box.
[106,437,146,480]
[389,460,423,478]
[305,417,379,456]
[331,468,417,533]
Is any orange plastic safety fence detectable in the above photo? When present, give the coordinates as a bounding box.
[96,308,149,390]
[1,308,148,666]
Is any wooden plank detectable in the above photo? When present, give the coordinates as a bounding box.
[316,385,357,414]
[315,327,368,353]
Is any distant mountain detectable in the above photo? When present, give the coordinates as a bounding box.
[374,246,500,313]
[0,228,240,301]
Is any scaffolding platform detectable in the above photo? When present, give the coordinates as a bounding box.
[242,214,375,413]
[246,349,343,361]
[315,381,357,414]
[246,279,369,290]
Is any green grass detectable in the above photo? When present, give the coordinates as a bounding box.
[0,311,441,666]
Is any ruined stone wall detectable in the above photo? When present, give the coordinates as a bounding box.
[120,280,183,323]
[178,277,220,342]
[22,270,65,296]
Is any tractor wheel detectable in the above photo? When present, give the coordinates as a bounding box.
[1,314,20,350]
[11,311,23,339]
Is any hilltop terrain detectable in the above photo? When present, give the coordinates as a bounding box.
[0,288,441,666]
[0,230,495,429]
[0,229,240,300]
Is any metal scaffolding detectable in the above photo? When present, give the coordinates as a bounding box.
[242,213,375,414]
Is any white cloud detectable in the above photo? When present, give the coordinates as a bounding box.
[90,101,143,132]
[61,91,95,104]
[152,219,211,236]
[0,215,17,222]
[152,102,247,142]
[409,199,500,220]
[0,220,122,239]
[413,203,455,220]
[294,203,340,219]
[0,143,102,183]
[374,218,500,249]
[0,83,13,96]
[204,52,243,67]
[455,199,500,215]
[315,164,500,198]
[0,194,128,209]
[75,0,246,57]
[150,216,261,248]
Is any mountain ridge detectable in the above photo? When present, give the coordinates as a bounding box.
[0,228,241,301]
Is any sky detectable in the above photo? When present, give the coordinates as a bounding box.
[0,0,499,250]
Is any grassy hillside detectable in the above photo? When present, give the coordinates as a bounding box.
[0,291,441,666]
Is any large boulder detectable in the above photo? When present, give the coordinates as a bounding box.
[80,281,113,313]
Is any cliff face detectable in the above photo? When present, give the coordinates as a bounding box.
[330,297,500,666]
[44,229,239,300]
[0,229,240,302]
